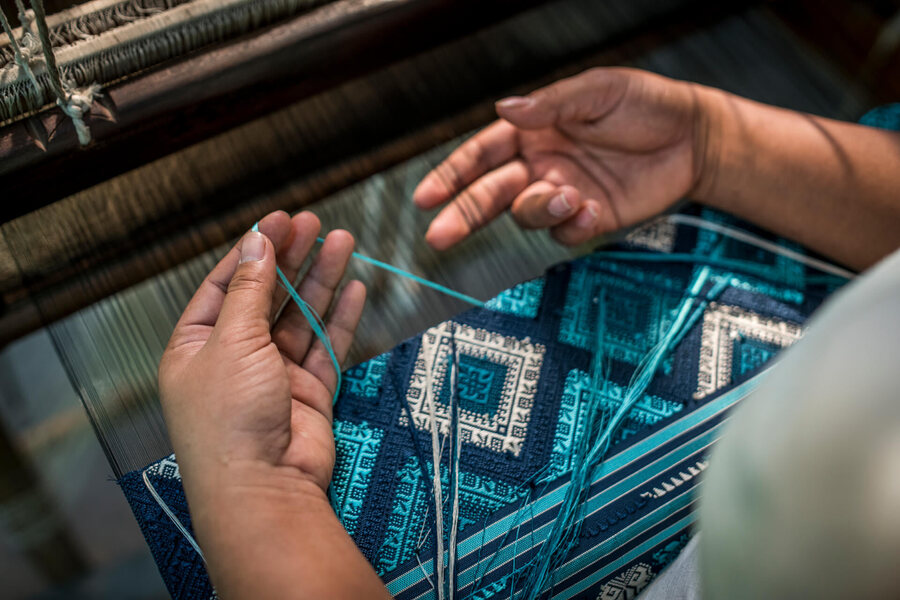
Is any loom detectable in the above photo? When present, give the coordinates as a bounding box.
[0,0,887,591]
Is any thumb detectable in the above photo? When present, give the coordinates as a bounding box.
[214,230,278,340]
[495,68,623,130]
[495,95,558,130]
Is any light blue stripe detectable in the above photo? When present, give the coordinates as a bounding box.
[554,513,697,600]
[385,374,761,595]
[414,499,697,600]
[453,426,718,592]
[548,492,696,594]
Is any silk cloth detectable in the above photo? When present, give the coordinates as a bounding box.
[118,206,838,599]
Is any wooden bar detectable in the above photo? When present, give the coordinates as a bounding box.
[0,0,546,220]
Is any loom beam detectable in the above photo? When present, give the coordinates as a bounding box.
[0,0,548,220]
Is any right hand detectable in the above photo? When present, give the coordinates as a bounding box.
[413,67,714,249]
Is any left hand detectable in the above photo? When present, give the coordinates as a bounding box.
[158,210,366,497]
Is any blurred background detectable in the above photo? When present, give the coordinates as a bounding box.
[0,0,898,597]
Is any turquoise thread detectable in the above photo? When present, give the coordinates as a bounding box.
[251,224,482,404]
[315,237,484,308]
[518,266,714,598]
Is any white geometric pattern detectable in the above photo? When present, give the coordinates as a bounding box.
[695,303,803,399]
[624,220,676,252]
[145,453,181,480]
[403,321,545,456]
[639,459,708,500]
[596,562,655,599]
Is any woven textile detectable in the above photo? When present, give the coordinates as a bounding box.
[118,206,839,599]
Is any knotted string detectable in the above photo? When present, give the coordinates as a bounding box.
[25,0,100,145]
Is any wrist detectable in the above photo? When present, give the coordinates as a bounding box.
[688,84,733,208]
[185,459,330,538]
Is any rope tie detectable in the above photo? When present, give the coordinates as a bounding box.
[57,83,100,145]
[25,0,100,145]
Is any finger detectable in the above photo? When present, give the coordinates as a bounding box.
[413,120,519,210]
[424,159,531,250]
[270,211,321,321]
[171,212,290,343]
[212,231,278,343]
[510,183,582,229]
[549,199,619,246]
[272,230,355,363]
[302,280,367,395]
[495,67,625,130]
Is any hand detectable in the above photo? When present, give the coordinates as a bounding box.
[158,211,366,497]
[158,212,389,599]
[414,67,712,249]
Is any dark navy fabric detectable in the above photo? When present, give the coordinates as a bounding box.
[119,205,839,599]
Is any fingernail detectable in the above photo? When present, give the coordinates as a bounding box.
[548,192,572,217]
[496,96,534,110]
[576,205,597,229]
[425,213,456,250]
[240,232,265,263]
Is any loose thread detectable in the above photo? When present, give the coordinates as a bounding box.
[256,225,483,405]
[663,214,855,279]
[142,470,205,563]
[315,237,484,308]
[253,223,343,404]
[518,266,714,598]
[427,353,446,600]
[590,251,850,285]
[447,324,462,600]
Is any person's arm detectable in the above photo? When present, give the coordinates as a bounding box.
[414,68,900,270]
[696,90,900,271]
[159,210,390,599]
[186,461,384,598]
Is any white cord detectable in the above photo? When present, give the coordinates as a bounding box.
[142,468,205,562]
[663,214,856,280]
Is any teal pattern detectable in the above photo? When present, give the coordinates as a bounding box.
[558,261,683,364]
[733,335,779,379]
[438,354,508,418]
[342,352,389,398]
[694,208,805,303]
[484,278,545,318]
[549,369,683,478]
[331,420,385,535]
[376,457,522,575]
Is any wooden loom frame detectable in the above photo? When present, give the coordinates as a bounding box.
[0,0,548,220]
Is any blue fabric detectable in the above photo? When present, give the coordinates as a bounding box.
[859,103,900,131]
[119,206,838,599]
